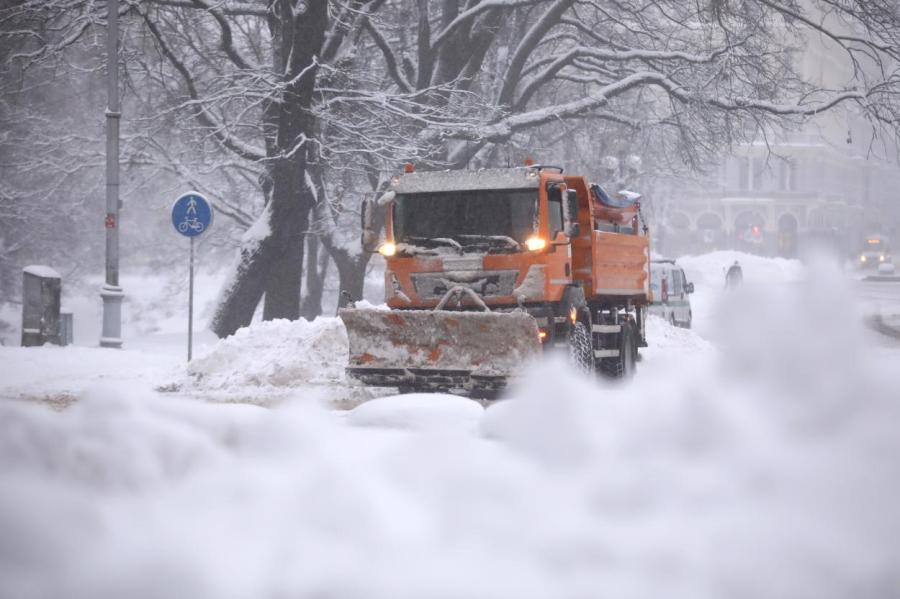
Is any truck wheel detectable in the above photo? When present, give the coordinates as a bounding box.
[568,321,594,374]
[600,321,636,379]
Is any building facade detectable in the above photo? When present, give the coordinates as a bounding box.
[652,130,900,259]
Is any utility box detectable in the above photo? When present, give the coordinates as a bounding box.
[21,265,62,347]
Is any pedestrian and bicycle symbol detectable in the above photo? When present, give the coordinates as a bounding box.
[171,191,214,364]
[171,192,213,238]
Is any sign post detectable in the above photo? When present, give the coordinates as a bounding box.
[171,192,213,361]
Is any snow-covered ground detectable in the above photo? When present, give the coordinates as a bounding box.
[1,252,899,598]
[676,250,805,337]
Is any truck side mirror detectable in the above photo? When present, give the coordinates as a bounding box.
[685,282,694,294]
[361,198,378,253]
[563,189,580,238]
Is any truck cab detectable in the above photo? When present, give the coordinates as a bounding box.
[374,167,581,311]
[369,166,648,315]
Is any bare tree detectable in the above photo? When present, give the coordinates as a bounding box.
[306,0,900,300]
[4,0,900,337]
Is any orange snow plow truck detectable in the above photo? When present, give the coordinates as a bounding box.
[339,164,650,396]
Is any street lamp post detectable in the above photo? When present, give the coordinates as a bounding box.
[100,0,123,348]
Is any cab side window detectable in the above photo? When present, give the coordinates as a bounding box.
[672,268,683,295]
[547,186,564,238]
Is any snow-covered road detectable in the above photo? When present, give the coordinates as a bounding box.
[1,252,899,598]
[855,279,900,344]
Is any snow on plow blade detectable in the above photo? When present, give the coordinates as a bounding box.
[338,308,542,394]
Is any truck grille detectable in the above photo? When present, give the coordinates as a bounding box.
[411,270,519,299]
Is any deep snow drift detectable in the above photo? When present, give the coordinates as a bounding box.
[1,255,899,598]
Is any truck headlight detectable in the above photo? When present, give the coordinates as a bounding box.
[378,242,397,257]
[880,254,886,262]
[525,236,547,251]
[860,255,867,263]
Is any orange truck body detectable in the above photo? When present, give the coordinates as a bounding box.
[381,170,649,310]
[340,165,650,395]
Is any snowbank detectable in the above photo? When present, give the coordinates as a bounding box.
[2,255,899,598]
[179,317,352,401]
[177,311,706,404]
[643,314,713,357]
[2,260,899,598]
[345,393,484,434]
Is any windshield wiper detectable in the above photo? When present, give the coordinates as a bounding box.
[455,234,520,249]
[405,236,464,253]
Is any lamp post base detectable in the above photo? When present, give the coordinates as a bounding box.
[100,283,124,348]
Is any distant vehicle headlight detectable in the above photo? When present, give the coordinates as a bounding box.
[860,255,867,263]
[880,254,886,262]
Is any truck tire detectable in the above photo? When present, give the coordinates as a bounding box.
[568,321,594,374]
[600,321,636,379]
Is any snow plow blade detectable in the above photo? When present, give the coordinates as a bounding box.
[338,308,542,395]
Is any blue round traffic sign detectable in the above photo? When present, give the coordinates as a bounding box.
[171,192,213,237]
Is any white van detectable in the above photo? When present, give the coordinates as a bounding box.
[649,259,694,328]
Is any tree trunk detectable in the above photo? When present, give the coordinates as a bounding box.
[262,156,308,320]
[300,234,330,320]
[306,160,376,310]
[321,235,371,310]
[210,156,312,335]
[210,0,329,337]
[209,226,269,338]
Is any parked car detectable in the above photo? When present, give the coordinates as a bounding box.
[649,259,694,328]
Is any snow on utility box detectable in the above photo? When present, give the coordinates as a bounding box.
[21,265,62,347]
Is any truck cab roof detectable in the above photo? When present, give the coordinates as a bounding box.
[391,167,542,194]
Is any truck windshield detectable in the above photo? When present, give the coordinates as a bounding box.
[393,189,537,252]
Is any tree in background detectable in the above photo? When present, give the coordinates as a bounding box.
[3,0,900,338]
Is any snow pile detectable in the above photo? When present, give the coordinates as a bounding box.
[643,314,713,356]
[2,258,899,599]
[183,317,349,394]
[345,393,484,434]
